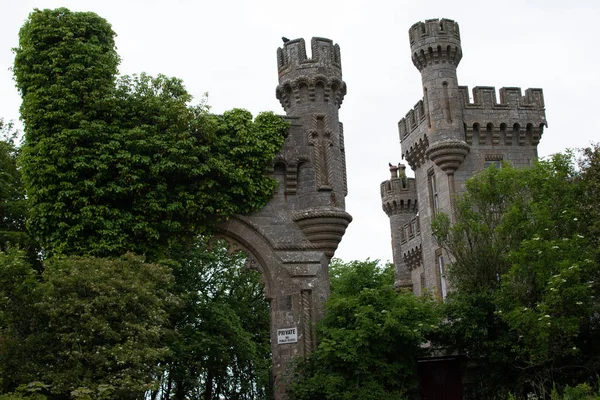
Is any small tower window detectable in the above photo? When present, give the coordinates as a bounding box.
[484,160,502,169]
[438,254,447,300]
[428,169,438,215]
[436,249,447,300]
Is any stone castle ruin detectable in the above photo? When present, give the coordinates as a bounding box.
[216,18,546,399]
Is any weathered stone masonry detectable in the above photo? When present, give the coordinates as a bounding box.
[216,37,351,400]
[382,18,547,297]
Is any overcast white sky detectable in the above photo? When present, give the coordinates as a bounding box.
[1,0,599,263]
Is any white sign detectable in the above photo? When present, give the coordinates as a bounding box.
[277,327,298,344]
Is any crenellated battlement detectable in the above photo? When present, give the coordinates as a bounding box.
[409,18,462,71]
[459,86,547,147]
[381,164,418,216]
[398,86,546,146]
[398,99,426,139]
[277,37,342,76]
[398,100,425,137]
[276,37,346,112]
[459,86,545,110]
[409,18,461,46]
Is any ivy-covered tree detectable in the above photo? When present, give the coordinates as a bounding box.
[6,7,287,399]
[289,259,439,400]
[13,8,288,260]
[432,148,600,399]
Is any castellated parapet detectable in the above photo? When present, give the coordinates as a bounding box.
[398,85,547,170]
[409,18,462,72]
[381,164,418,216]
[276,38,346,113]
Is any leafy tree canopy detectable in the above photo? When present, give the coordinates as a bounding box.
[432,147,600,398]
[0,120,28,252]
[152,239,272,400]
[290,259,439,400]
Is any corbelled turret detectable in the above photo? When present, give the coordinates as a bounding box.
[409,19,469,175]
[381,163,419,290]
[274,37,351,258]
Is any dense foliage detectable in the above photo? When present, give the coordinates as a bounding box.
[289,259,439,400]
[0,242,272,400]
[0,251,174,398]
[151,239,272,400]
[13,8,288,260]
[0,120,29,253]
[2,6,284,399]
[432,147,600,399]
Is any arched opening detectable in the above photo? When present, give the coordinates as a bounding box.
[214,217,330,400]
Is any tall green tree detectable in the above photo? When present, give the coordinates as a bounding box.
[151,239,272,400]
[290,260,439,400]
[432,148,600,398]
[13,8,288,260]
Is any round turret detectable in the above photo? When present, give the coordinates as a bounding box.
[409,18,462,72]
[380,163,418,290]
[380,164,418,216]
[275,37,347,115]
[275,37,351,259]
[408,19,469,174]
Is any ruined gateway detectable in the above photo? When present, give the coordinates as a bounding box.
[216,34,350,399]
[217,18,546,399]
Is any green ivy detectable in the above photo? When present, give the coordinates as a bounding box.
[13,8,288,261]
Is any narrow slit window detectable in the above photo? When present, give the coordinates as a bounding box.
[438,253,447,300]
[428,170,438,215]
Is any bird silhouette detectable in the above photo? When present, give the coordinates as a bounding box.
[282,37,290,43]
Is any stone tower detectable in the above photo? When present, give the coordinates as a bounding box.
[216,37,351,399]
[381,19,547,297]
[275,37,351,252]
[381,163,418,289]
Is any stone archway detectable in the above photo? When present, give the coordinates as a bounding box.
[215,216,330,398]
[213,37,351,399]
